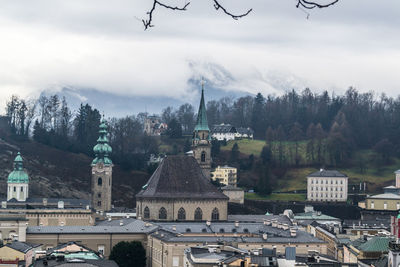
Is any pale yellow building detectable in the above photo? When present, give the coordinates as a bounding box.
[0,241,41,266]
[211,166,237,186]
[362,193,400,211]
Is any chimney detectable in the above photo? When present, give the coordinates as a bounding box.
[262,233,268,240]
[172,225,177,231]
[57,201,64,209]
[206,221,211,226]
[119,220,123,226]
[320,168,324,172]
[235,221,239,228]
[42,198,48,206]
[1,201,7,209]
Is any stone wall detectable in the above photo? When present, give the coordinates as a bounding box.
[137,198,228,221]
[91,164,112,212]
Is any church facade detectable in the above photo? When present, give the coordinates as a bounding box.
[136,87,228,221]
[136,156,228,221]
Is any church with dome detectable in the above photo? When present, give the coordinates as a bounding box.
[136,85,229,221]
[0,117,115,229]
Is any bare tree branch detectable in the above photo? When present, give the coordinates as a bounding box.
[142,0,190,30]
[296,0,339,10]
[212,0,252,20]
[142,0,339,30]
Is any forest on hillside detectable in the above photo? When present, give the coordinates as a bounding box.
[4,87,400,195]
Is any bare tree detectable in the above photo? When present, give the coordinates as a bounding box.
[142,0,339,30]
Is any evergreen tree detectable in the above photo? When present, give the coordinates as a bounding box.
[229,142,240,165]
[109,241,146,267]
[251,93,266,139]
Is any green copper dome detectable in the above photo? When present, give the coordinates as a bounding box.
[7,152,29,184]
[92,118,113,166]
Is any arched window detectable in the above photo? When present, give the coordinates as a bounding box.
[178,207,186,220]
[159,207,167,220]
[98,177,102,186]
[194,207,202,221]
[144,207,150,219]
[201,151,206,162]
[211,208,219,221]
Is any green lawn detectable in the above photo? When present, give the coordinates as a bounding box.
[221,139,266,156]
[245,192,306,201]
[275,159,400,192]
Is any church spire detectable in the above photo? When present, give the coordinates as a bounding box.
[194,80,210,132]
[92,118,112,166]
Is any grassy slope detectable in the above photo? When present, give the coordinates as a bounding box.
[222,139,399,193]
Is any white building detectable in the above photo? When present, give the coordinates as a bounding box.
[211,124,237,141]
[307,169,348,202]
[211,124,254,141]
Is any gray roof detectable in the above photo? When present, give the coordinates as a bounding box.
[1,198,90,209]
[395,170,400,174]
[136,156,228,200]
[152,228,324,244]
[212,124,236,134]
[228,215,292,225]
[367,193,400,200]
[221,185,243,191]
[307,170,347,178]
[6,241,41,253]
[155,221,323,244]
[27,219,158,234]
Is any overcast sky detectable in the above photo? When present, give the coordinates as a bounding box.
[0,0,399,110]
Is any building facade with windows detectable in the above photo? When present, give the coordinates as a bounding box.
[211,165,237,186]
[136,156,228,221]
[307,169,348,202]
[364,193,400,211]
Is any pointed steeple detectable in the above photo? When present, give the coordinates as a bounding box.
[92,118,112,166]
[194,81,210,132]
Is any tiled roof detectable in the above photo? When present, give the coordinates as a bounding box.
[212,124,236,134]
[6,241,41,253]
[358,237,393,252]
[307,170,347,178]
[136,156,228,200]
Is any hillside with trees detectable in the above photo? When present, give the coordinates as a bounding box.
[3,87,400,200]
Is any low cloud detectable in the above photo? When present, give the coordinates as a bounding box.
[0,0,399,111]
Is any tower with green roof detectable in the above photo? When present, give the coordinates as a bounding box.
[7,152,29,201]
[192,81,212,178]
[91,118,113,212]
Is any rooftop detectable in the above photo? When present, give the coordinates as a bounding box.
[294,212,341,221]
[33,258,118,267]
[367,193,400,200]
[27,219,158,234]
[6,241,41,253]
[136,156,228,200]
[307,169,347,178]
